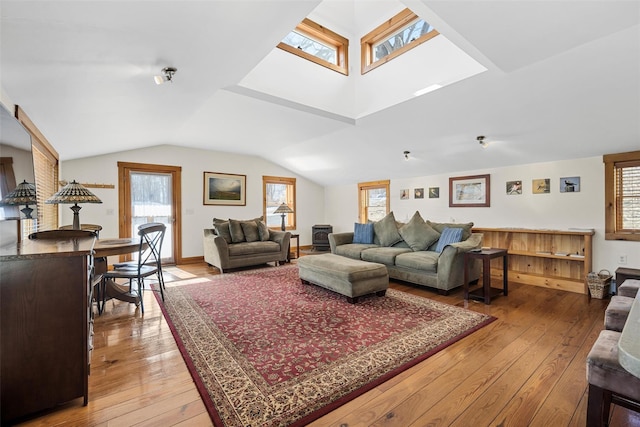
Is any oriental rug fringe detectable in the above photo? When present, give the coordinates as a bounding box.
[154,264,495,427]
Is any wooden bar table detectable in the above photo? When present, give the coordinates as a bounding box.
[94,237,143,307]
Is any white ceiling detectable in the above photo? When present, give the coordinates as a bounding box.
[1,0,639,187]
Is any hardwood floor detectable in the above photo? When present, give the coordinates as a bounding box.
[14,262,640,427]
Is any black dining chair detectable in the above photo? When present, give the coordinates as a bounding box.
[101,222,166,314]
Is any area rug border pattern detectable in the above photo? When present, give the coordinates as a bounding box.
[153,266,496,427]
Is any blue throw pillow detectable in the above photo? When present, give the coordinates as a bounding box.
[353,222,374,244]
[435,227,463,253]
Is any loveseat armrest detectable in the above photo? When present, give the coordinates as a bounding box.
[269,230,291,261]
[203,229,230,270]
[329,232,354,253]
[448,233,483,253]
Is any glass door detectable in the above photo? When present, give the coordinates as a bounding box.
[118,162,181,265]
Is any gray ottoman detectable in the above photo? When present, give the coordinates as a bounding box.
[297,253,388,303]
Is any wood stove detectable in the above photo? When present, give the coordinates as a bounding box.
[312,224,332,251]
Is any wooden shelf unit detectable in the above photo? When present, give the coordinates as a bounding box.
[473,227,594,294]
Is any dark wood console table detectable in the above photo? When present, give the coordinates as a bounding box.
[464,248,509,304]
[1,236,96,423]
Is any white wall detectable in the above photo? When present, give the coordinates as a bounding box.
[61,145,326,258]
[324,156,639,277]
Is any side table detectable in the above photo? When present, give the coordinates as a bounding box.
[464,248,508,304]
[288,233,300,262]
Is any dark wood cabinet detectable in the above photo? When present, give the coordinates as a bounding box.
[0,237,95,423]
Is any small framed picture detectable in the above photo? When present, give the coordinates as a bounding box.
[414,188,424,199]
[506,180,522,195]
[428,187,440,198]
[400,189,410,200]
[532,178,550,194]
[560,177,580,192]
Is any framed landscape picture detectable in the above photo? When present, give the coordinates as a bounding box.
[203,171,246,206]
[449,174,490,207]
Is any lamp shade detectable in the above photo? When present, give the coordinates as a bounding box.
[1,180,37,219]
[46,180,102,230]
[1,180,37,205]
[45,180,102,205]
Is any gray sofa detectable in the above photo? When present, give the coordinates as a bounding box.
[329,211,482,294]
[203,217,291,272]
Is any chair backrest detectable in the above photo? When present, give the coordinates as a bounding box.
[29,229,97,240]
[136,222,166,268]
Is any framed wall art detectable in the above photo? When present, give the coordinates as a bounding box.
[414,188,424,199]
[400,189,410,200]
[429,187,440,198]
[506,180,522,195]
[532,178,550,194]
[449,174,490,207]
[560,176,580,193]
[203,171,246,206]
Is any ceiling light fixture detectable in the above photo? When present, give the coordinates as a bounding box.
[477,135,488,148]
[404,150,410,161]
[154,67,177,85]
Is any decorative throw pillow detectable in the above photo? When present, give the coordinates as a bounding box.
[399,211,441,251]
[373,211,403,247]
[435,227,463,253]
[427,220,474,241]
[228,219,246,243]
[256,220,270,241]
[353,222,374,244]
[213,221,232,244]
[241,220,260,242]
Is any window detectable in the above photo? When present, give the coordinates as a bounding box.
[358,180,389,223]
[16,105,59,232]
[263,176,296,230]
[604,150,640,241]
[278,18,349,75]
[361,8,439,74]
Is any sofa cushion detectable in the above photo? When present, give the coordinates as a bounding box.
[229,219,245,243]
[361,247,412,265]
[241,220,260,242]
[395,251,439,273]
[398,211,441,251]
[228,241,281,256]
[353,222,375,244]
[213,221,232,244]
[435,227,463,253]
[335,243,379,260]
[257,220,270,241]
[427,220,474,241]
[373,212,403,247]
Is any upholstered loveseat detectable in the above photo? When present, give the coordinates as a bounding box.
[329,211,483,294]
[203,217,291,272]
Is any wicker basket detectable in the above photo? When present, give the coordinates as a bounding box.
[587,269,612,299]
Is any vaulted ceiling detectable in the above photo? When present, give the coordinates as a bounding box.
[1,0,638,186]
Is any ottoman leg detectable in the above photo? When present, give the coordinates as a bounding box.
[587,383,609,427]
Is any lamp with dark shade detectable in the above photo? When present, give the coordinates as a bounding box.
[45,180,102,230]
[273,202,293,231]
[1,180,37,219]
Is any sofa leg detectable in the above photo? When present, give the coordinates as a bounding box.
[376,290,386,297]
[301,279,310,285]
[438,289,450,296]
[347,296,358,304]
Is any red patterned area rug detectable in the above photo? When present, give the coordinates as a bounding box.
[154,264,495,427]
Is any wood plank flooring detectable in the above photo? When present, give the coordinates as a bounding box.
[14,261,640,426]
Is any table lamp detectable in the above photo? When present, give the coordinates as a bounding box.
[273,202,293,231]
[46,180,102,229]
[1,180,37,219]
